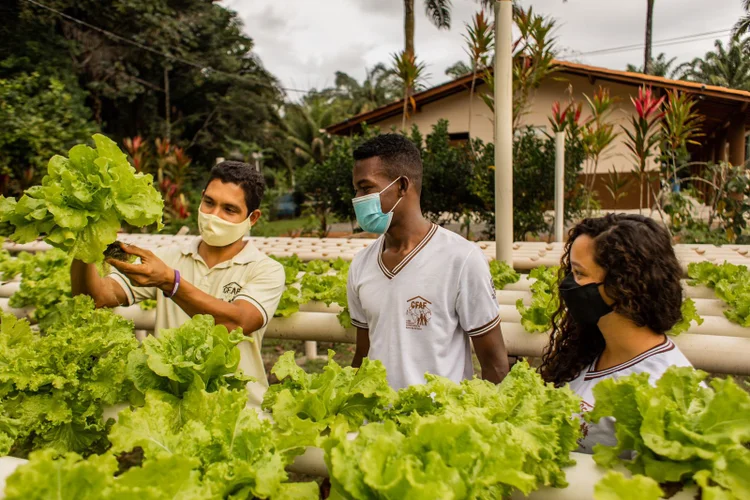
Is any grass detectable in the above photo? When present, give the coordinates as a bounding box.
[261,338,356,382]
[252,217,317,237]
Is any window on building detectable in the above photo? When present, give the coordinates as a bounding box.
[448,132,470,148]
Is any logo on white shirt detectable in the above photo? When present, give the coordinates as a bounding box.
[222,281,243,302]
[406,296,432,330]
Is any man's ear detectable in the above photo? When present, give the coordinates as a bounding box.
[249,209,262,225]
[398,176,410,196]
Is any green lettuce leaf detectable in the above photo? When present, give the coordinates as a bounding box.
[0,296,137,456]
[588,366,750,497]
[270,255,304,285]
[0,134,163,263]
[108,455,211,500]
[110,386,295,499]
[324,412,550,500]
[7,249,71,323]
[489,259,520,290]
[388,360,582,489]
[516,265,560,333]
[263,351,396,452]
[594,471,663,500]
[275,287,303,318]
[127,314,253,399]
[687,261,750,327]
[4,449,118,500]
[667,297,704,336]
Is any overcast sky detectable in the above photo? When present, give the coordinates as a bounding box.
[220,0,745,99]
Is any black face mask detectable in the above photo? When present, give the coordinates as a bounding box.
[558,273,613,326]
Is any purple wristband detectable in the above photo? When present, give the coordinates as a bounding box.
[167,269,180,298]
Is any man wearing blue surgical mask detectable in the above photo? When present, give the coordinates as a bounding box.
[347,134,510,389]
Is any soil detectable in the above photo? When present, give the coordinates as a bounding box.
[104,242,132,262]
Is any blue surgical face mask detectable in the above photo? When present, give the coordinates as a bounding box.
[352,177,404,234]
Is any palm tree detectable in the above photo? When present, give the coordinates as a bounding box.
[644,0,656,74]
[281,95,345,183]
[626,52,679,78]
[445,61,472,79]
[403,1,497,56]
[733,0,750,39]
[678,39,750,91]
[403,0,452,59]
[329,64,400,115]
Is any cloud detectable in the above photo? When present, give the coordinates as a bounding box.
[222,0,745,94]
[245,5,287,33]
[354,0,403,17]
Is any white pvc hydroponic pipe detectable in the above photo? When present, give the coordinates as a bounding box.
[2,300,749,373]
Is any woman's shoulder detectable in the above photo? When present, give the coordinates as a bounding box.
[617,339,693,382]
[578,338,692,384]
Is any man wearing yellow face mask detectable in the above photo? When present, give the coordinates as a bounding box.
[70,161,286,406]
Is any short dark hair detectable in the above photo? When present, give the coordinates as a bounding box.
[206,161,265,214]
[353,134,423,192]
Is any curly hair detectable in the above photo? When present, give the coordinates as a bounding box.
[538,214,684,386]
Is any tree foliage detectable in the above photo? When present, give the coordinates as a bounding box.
[472,128,586,240]
[408,121,485,226]
[626,53,680,79]
[0,72,97,197]
[678,38,750,91]
[1,0,283,194]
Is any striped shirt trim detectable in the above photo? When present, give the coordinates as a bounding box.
[350,318,369,329]
[584,338,675,380]
[234,293,269,327]
[377,224,438,279]
[108,273,135,306]
[466,315,501,337]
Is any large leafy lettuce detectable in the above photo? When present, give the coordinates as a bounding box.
[126,314,252,399]
[588,366,750,499]
[4,449,212,500]
[322,362,581,499]
[0,296,137,457]
[388,360,582,488]
[271,255,353,328]
[489,259,520,290]
[593,471,663,500]
[516,265,560,333]
[688,261,750,327]
[262,351,396,452]
[0,134,163,263]
[109,386,317,499]
[324,413,539,500]
[5,249,71,323]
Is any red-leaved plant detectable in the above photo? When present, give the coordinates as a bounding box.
[622,86,665,213]
[123,137,192,226]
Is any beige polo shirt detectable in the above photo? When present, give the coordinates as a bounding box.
[108,239,285,406]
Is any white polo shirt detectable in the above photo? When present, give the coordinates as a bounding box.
[109,239,285,406]
[568,337,693,454]
[347,224,501,389]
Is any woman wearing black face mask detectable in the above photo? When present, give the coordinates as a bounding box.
[538,214,693,454]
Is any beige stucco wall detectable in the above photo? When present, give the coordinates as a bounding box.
[374,73,654,174]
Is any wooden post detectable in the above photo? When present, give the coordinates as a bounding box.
[727,114,746,167]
